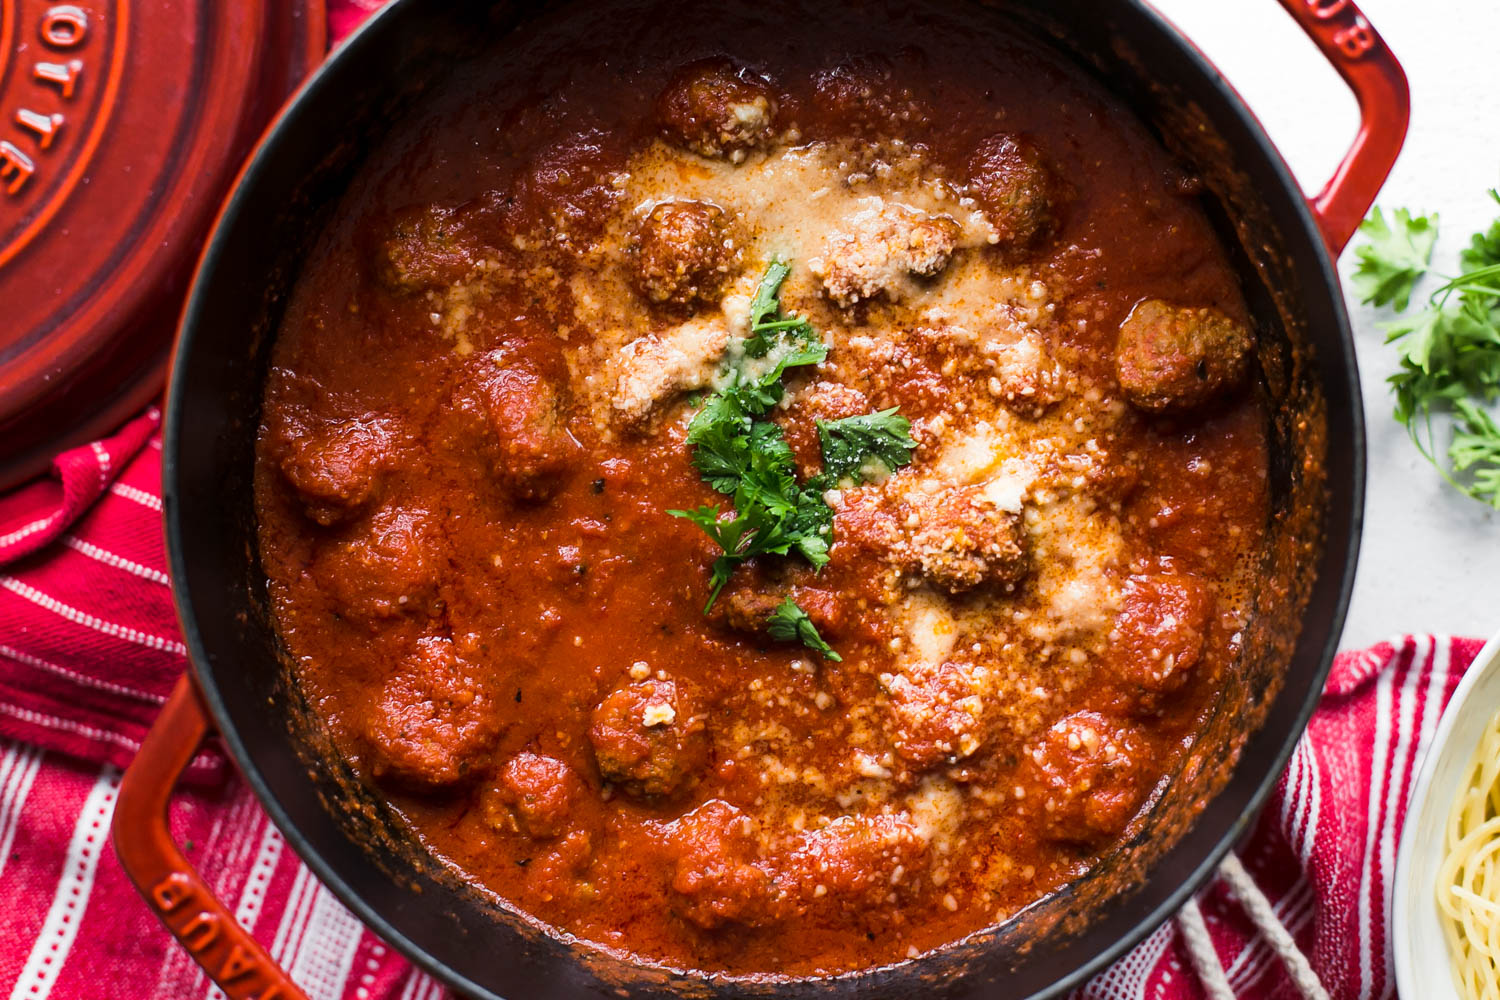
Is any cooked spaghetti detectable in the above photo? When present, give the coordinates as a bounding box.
[1439,706,1500,1000]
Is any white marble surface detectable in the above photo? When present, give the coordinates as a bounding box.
[1146,0,1500,649]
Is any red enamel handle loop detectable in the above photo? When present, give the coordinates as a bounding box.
[112,677,312,1000]
[1273,0,1410,255]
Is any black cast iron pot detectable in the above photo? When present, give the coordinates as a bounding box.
[112,1,1407,997]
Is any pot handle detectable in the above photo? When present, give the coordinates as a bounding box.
[1272,0,1410,254]
[112,677,312,1000]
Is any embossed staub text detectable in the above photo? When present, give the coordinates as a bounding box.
[150,872,290,1000]
[2,4,91,196]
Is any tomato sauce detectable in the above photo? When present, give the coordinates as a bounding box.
[254,0,1270,978]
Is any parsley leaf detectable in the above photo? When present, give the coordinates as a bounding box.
[669,501,776,611]
[766,596,841,661]
[672,409,829,610]
[1359,199,1500,508]
[1450,398,1500,507]
[685,392,754,495]
[752,334,828,396]
[746,258,792,341]
[814,407,917,487]
[739,257,828,402]
[1352,207,1438,311]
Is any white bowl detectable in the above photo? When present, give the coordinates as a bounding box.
[1394,630,1500,1000]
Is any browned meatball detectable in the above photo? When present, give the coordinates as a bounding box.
[484,752,582,839]
[715,586,784,635]
[886,661,987,770]
[656,58,778,161]
[830,489,904,559]
[463,353,579,502]
[588,678,709,799]
[262,371,401,525]
[811,57,925,134]
[713,580,847,641]
[814,203,961,306]
[898,485,1028,594]
[272,415,396,526]
[1115,299,1253,414]
[506,131,623,248]
[967,133,1058,251]
[313,505,445,625]
[1109,574,1213,703]
[988,329,1064,419]
[780,814,929,911]
[374,203,486,292]
[366,636,499,790]
[1058,445,1141,506]
[1021,711,1151,843]
[665,799,779,929]
[632,200,743,309]
[609,317,731,430]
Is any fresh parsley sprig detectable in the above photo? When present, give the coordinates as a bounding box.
[1352,207,1438,310]
[668,259,916,658]
[671,263,833,611]
[1354,195,1500,507]
[767,596,841,662]
[813,408,917,488]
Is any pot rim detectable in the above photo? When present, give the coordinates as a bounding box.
[161,1,1366,995]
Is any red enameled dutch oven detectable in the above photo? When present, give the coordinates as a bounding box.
[0,1,323,488]
[110,1,1408,998]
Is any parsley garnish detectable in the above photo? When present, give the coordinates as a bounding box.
[766,596,841,662]
[813,408,917,487]
[1352,207,1438,311]
[668,259,916,657]
[1355,196,1500,507]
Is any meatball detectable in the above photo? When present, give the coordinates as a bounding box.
[632,200,743,309]
[484,752,582,839]
[466,353,579,501]
[1021,711,1151,843]
[886,662,987,770]
[610,315,730,429]
[898,485,1029,594]
[588,678,709,799]
[966,133,1057,251]
[273,415,396,526]
[713,581,846,641]
[1109,574,1213,702]
[507,131,622,248]
[374,203,486,292]
[656,58,778,162]
[715,586,783,635]
[781,815,929,910]
[831,489,904,558]
[811,58,925,135]
[813,203,961,306]
[1054,446,1141,506]
[1115,299,1253,414]
[988,329,1064,419]
[313,505,445,624]
[665,800,778,929]
[366,636,499,790]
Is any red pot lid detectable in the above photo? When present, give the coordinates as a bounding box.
[0,0,325,488]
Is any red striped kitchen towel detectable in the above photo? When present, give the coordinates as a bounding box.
[0,407,223,782]
[0,2,1469,997]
